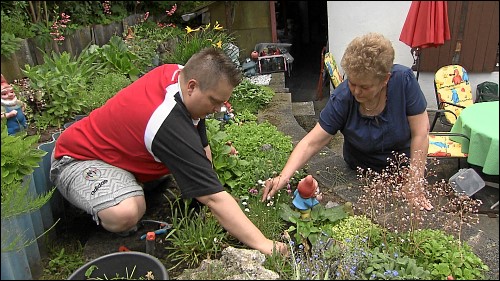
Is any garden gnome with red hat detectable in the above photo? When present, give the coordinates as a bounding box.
[292,175,323,219]
[1,74,27,135]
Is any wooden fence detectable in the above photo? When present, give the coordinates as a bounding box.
[1,14,144,82]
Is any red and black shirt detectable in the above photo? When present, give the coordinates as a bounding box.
[54,64,223,198]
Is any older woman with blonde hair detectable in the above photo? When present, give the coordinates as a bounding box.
[263,32,432,211]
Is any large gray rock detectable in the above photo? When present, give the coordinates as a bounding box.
[176,246,280,280]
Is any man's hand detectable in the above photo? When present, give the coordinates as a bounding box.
[226,141,238,155]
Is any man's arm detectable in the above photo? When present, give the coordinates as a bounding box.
[196,191,287,255]
[204,145,213,162]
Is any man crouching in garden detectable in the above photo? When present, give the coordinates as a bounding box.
[50,47,288,256]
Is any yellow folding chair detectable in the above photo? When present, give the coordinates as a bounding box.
[316,48,343,100]
[428,101,470,172]
[430,64,474,131]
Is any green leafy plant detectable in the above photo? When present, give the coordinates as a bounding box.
[1,32,24,57]
[42,241,86,280]
[126,21,183,72]
[362,247,431,280]
[81,72,132,114]
[280,202,350,246]
[329,215,383,250]
[1,120,47,192]
[22,46,102,128]
[97,35,142,81]
[205,118,250,194]
[398,229,489,280]
[0,3,34,41]
[161,21,236,65]
[229,79,275,114]
[1,120,55,251]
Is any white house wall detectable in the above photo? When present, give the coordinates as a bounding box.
[327,1,499,108]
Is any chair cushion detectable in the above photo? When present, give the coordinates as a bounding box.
[324,52,343,89]
[428,134,468,158]
[434,65,474,124]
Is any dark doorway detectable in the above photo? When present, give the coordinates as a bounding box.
[275,1,329,102]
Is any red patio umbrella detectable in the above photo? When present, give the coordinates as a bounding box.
[399,1,451,80]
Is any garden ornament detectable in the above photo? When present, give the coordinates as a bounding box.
[292,175,323,219]
[1,74,27,135]
[222,101,234,121]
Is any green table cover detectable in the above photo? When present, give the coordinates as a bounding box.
[451,101,499,175]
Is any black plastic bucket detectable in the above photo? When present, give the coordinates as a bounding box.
[67,251,168,280]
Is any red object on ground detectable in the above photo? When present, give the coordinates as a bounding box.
[118,245,130,252]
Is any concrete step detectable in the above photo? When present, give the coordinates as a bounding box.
[292,101,315,116]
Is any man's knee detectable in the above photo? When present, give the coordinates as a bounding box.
[98,196,146,232]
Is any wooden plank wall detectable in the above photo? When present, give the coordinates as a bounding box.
[1,14,143,82]
[420,1,499,73]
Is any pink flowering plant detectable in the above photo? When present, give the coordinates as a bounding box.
[49,12,71,43]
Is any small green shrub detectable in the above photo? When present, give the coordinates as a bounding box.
[399,229,489,280]
[82,72,132,114]
[127,21,183,72]
[362,247,431,280]
[329,215,383,249]
[96,35,142,81]
[229,79,275,114]
[41,241,86,280]
[0,6,34,39]
[22,46,102,128]
[1,32,24,57]
[205,118,251,195]
[1,120,46,192]
[1,121,55,251]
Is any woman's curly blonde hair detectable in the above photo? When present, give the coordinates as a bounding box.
[341,32,395,81]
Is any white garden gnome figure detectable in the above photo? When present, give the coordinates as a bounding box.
[1,74,27,135]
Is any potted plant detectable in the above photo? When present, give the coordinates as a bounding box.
[68,251,169,280]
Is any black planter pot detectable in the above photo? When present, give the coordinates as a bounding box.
[68,251,168,280]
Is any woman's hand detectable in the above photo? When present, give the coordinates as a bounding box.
[402,181,433,211]
[261,175,289,202]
